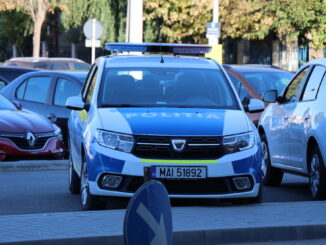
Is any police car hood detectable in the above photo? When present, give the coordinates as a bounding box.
[98,108,250,136]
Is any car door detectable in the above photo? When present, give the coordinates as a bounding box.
[71,65,98,174]
[287,65,326,169]
[268,67,309,166]
[15,75,53,118]
[51,76,82,147]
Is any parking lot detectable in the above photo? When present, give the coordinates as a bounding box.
[0,161,311,216]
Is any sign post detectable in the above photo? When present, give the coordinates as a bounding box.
[83,19,103,64]
[124,180,173,245]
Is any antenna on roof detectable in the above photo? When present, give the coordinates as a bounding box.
[160,45,164,63]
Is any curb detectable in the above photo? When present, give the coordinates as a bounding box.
[1,224,326,245]
[0,160,68,172]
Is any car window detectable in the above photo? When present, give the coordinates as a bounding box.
[33,62,48,69]
[50,62,70,70]
[54,78,81,106]
[283,67,309,103]
[228,73,251,102]
[99,67,238,109]
[17,76,52,103]
[302,66,326,101]
[241,71,292,97]
[0,81,5,90]
[74,62,90,71]
[82,65,98,104]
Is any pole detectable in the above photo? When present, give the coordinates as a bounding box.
[91,19,96,64]
[209,0,219,46]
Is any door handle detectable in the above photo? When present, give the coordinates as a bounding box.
[284,116,289,120]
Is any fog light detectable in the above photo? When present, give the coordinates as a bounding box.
[232,177,251,190]
[101,175,123,189]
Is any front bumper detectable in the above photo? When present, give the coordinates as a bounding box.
[85,141,262,198]
[0,137,64,161]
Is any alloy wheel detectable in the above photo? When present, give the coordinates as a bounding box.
[310,154,321,197]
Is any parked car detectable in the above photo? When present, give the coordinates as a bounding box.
[259,58,326,200]
[0,94,64,161]
[224,65,293,125]
[0,66,38,90]
[4,57,90,71]
[0,71,87,151]
[66,43,265,210]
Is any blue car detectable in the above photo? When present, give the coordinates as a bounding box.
[66,43,265,210]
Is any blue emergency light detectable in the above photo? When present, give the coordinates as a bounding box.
[105,43,212,54]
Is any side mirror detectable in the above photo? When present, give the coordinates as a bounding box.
[66,96,85,111]
[247,98,265,113]
[12,100,22,110]
[262,90,278,103]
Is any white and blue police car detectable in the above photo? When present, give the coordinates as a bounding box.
[66,43,265,210]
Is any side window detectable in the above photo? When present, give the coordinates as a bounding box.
[50,62,70,70]
[228,73,250,102]
[302,66,326,101]
[20,76,52,103]
[283,67,309,103]
[54,78,81,106]
[83,65,98,104]
[16,80,27,99]
[34,62,48,69]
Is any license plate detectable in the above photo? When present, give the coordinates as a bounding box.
[152,166,207,179]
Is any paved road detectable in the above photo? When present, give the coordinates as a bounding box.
[0,170,311,215]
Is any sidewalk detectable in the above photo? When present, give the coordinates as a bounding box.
[0,160,68,172]
[0,201,325,245]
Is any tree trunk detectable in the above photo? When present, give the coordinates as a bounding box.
[31,0,47,58]
[33,22,42,57]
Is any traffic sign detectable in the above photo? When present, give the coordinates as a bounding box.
[85,39,101,48]
[124,180,173,245]
[206,22,221,38]
[83,19,103,40]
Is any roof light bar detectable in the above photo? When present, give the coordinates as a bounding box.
[105,43,212,54]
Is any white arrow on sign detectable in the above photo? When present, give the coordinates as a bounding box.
[136,202,168,245]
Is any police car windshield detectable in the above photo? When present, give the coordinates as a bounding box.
[98,68,238,109]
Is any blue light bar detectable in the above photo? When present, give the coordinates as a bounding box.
[105,43,212,54]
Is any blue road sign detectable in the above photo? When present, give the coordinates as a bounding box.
[124,180,173,245]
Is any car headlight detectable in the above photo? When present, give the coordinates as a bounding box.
[96,130,134,153]
[223,132,255,154]
[53,125,63,141]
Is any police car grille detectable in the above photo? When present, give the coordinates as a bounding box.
[133,135,223,159]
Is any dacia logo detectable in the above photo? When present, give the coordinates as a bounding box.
[25,131,36,147]
[171,139,186,152]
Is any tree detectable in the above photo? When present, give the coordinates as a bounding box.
[60,0,127,43]
[219,0,326,57]
[0,10,32,57]
[0,0,65,57]
[143,0,212,44]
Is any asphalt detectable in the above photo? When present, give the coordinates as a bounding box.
[0,161,325,244]
[0,201,325,245]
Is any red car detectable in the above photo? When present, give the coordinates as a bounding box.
[0,94,64,161]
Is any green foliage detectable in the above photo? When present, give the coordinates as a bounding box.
[143,0,212,44]
[61,0,127,43]
[220,0,326,50]
[0,10,32,53]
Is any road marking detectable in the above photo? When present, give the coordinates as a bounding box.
[136,202,167,245]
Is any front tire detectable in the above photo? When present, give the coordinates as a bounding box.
[309,146,326,200]
[68,154,80,194]
[261,134,283,186]
[80,155,105,210]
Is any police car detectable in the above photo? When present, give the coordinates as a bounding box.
[66,43,265,210]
